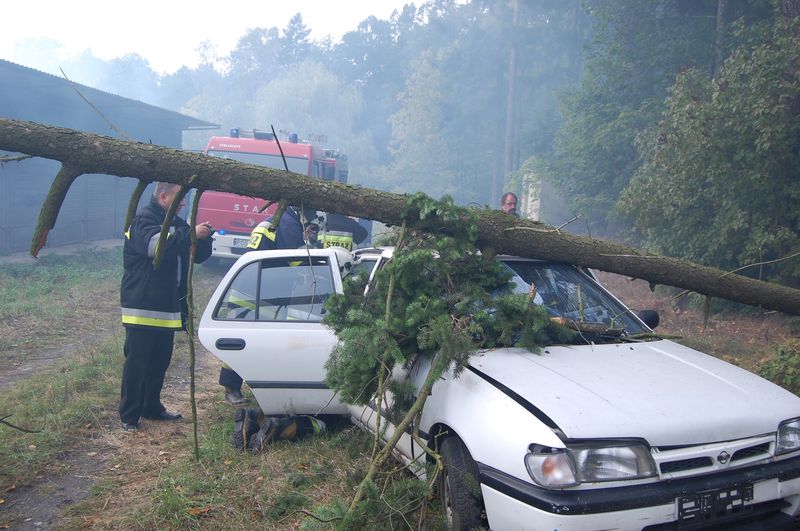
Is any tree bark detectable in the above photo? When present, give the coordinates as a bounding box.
[2,118,800,315]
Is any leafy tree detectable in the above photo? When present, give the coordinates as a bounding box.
[379,50,462,197]
[620,6,800,285]
[159,62,223,115]
[377,0,584,205]
[539,0,721,235]
[97,54,160,104]
[224,26,283,104]
[281,13,315,65]
[330,9,424,166]
[249,60,379,183]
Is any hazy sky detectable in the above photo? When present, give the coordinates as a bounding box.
[3,0,413,74]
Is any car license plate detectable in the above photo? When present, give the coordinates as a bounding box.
[677,483,753,524]
[232,237,249,248]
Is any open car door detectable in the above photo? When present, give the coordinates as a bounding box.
[199,247,353,415]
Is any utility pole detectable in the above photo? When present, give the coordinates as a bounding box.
[502,0,519,200]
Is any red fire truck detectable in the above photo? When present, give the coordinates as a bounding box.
[198,128,349,259]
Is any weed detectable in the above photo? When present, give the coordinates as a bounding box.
[1,249,794,529]
[267,491,311,520]
[759,340,800,395]
[328,423,372,461]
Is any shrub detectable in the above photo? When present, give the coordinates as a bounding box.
[759,340,800,395]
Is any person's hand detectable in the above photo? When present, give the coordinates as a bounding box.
[195,221,214,240]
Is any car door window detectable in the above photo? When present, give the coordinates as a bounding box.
[214,257,335,322]
[214,261,259,320]
[257,256,334,322]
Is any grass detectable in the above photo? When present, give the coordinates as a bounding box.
[0,248,123,357]
[0,249,121,319]
[60,393,379,529]
[0,250,408,529]
[0,338,121,486]
[0,248,215,487]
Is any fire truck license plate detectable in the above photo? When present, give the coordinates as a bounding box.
[232,237,249,248]
[677,483,753,524]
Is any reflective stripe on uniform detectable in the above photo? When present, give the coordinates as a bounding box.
[319,231,354,251]
[247,224,276,249]
[228,294,256,311]
[121,307,182,328]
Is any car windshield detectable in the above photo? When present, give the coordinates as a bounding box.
[501,260,648,340]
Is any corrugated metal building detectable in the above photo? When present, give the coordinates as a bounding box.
[0,60,217,255]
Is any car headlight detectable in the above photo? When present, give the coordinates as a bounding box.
[525,446,578,487]
[526,442,657,488]
[777,417,800,455]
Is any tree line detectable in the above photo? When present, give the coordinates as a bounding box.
[33,0,800,287]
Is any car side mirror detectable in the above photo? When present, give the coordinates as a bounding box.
[636,310,660,330]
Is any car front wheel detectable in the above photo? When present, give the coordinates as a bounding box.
[438,435,484,530]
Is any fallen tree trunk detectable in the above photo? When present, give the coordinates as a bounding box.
[1,118,799,315]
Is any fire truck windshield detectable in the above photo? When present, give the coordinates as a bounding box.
[207,150,310,175]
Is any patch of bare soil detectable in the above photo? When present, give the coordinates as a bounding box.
[0,284,121,390]
[2,446,109,530]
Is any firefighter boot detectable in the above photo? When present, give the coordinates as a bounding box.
[225,387,249,406]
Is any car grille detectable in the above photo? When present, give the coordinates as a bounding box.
[654,435,774,479]
[660,456,713,474]
[731,442,770,462]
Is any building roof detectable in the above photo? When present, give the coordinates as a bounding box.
[0,59,218,140]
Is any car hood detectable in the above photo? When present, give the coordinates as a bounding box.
[468,340,800,447]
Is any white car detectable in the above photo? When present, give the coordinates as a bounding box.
[198,246,800,530]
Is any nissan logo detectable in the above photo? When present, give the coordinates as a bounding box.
[717,451,730,464]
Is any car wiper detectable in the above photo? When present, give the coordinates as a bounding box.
[548,318,630,345]
[551,317,623,336]
[627,332,681,341]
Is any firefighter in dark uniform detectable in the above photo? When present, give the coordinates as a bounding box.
[318,212,368,250]
[218,206,367,405]
[119,182,213,431]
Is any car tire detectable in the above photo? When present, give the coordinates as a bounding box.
[438,435,484,530]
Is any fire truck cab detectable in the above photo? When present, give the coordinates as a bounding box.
[198,128,348,260]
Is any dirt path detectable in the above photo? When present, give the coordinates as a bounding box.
[2,343,225,530]
[4,446,109,530]
[0,334,120,390]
